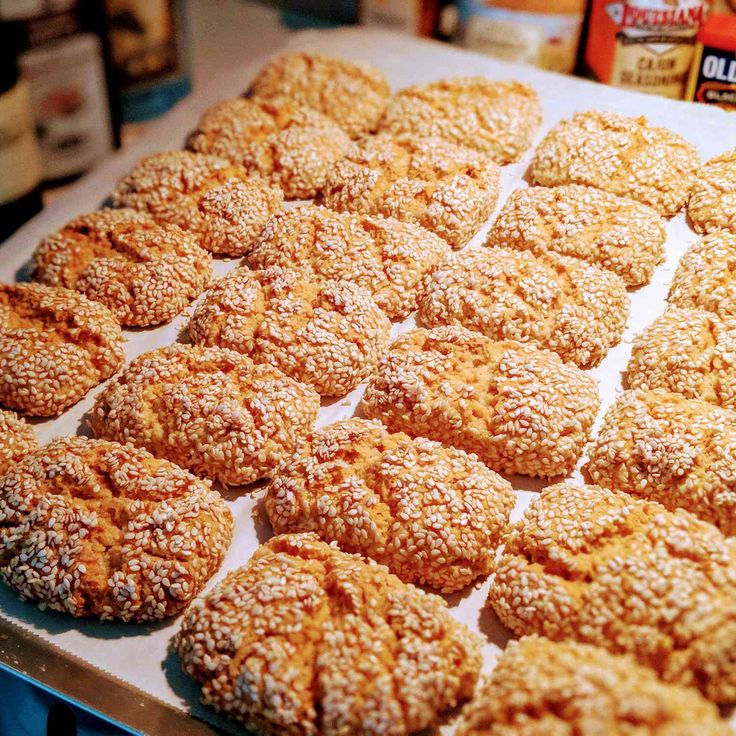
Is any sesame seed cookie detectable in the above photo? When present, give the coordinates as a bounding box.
[688,148,736,234]
[112,150,283,256]
[187,97,351,199]
[318,135,500,249]
[0,410,37,476]
[626,307,736,410]
[248,205,451,319]
[456,636,731,736]
[528,111,699,217]
[486,185,666,287]
[487,482,736,703]
[417,246,629,368]
[188,266,391,397]
[378,77,541,164]
[249,52,391,138]
[586,389,736,535]
[265,418,515,592]
[0,436,233,621]
[32,208,212,327]
[176,532,482,735]
[90,344,320,486]
[360,326,599,478]
[0,284,124,417]
[668,232,736,318]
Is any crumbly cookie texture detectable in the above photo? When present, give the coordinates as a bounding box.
[112,150,283,256]
[487,482,736,703]
[90,344,320,486]
[248,205,451,319]
[32,208,212,327]
[688,148,736,234]
[379,77,541,164]
[176,533,482,736]
[189,266,391,397]
[188,97,351,199]
[528,110,699,217]
[456,636,731,736]
[626,307,736,410]
[265,418,515,592]
[668,232,736,318]
[486,184,666,287]
[0,283,124,417]
[318,135,500,249]
[360,326,599,478]
[586,389,736,535]
[418,246,629,368]
[249,52,391,138]
[0,410,37,476]
[0,436,233,621]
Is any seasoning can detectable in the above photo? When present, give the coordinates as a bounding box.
[686,13,736,109]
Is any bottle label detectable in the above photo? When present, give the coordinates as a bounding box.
[688,43,736,108]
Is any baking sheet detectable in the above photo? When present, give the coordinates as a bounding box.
[1,26,735,734]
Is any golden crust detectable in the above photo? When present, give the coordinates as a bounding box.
[176,532,482,736]
[486,184,666,287]
[90,344,320,486]
[32,208,212,327]
[378,77,542,164]
[0,410,36,476]
[457,636,730,736]
[688,148,736,234]
[487,482,736,702]
[248,205,451,319]
[318,135,500,249]
[0,284,124,417]
[360,326,599,478]
[528,111,699,217]
[189,266,391,397]
[249,52,391,138]
[417,246,629,368]
[0,436,232,621]
[265,418,515,592]
[112,150,283,256]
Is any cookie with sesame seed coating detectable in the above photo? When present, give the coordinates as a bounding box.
[487,482,736,703]
[176,532,482,736]
[90,344,320,486]
[248,205,451,319]
[688,148,736,234]
[0,410,36,476]
[456,636,731,736]
[528,111,699,217]
[31,208,212,327]
[417,246,629,368]
[249,52,391,138]
[318,135,500,249]
[0,283,124,417]
[378,77,541,164]
[265,418,515,592]
[486,185,666,287]
[189,267,390,397]
[112,150,283,256]
[360,326,599,478]
[0,435,232,621]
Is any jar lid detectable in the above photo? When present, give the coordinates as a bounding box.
[697,13,736,52]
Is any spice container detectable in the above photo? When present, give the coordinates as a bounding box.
[686,12,736,109]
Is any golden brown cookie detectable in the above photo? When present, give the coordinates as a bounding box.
[90,344,320,486]
[379,77,541,164]
[0,284,124,417]
[360,326,599,478]
[265,418,515,592]
[176,533,482,736]
[487,482,736,702]
[0,409,36,476]
[528,111,699,217]
[486,184,666,287]
[688,148,736,234]
[417,246,629,368]
[189,266,391,397]
[112,150,283,256]
[318,135,500,249]
[0,436,233,621]
[32,208,212,327]
[248,205,451,319]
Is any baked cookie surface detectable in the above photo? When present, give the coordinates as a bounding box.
[688,147,736,234]
[0,409,36,476]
